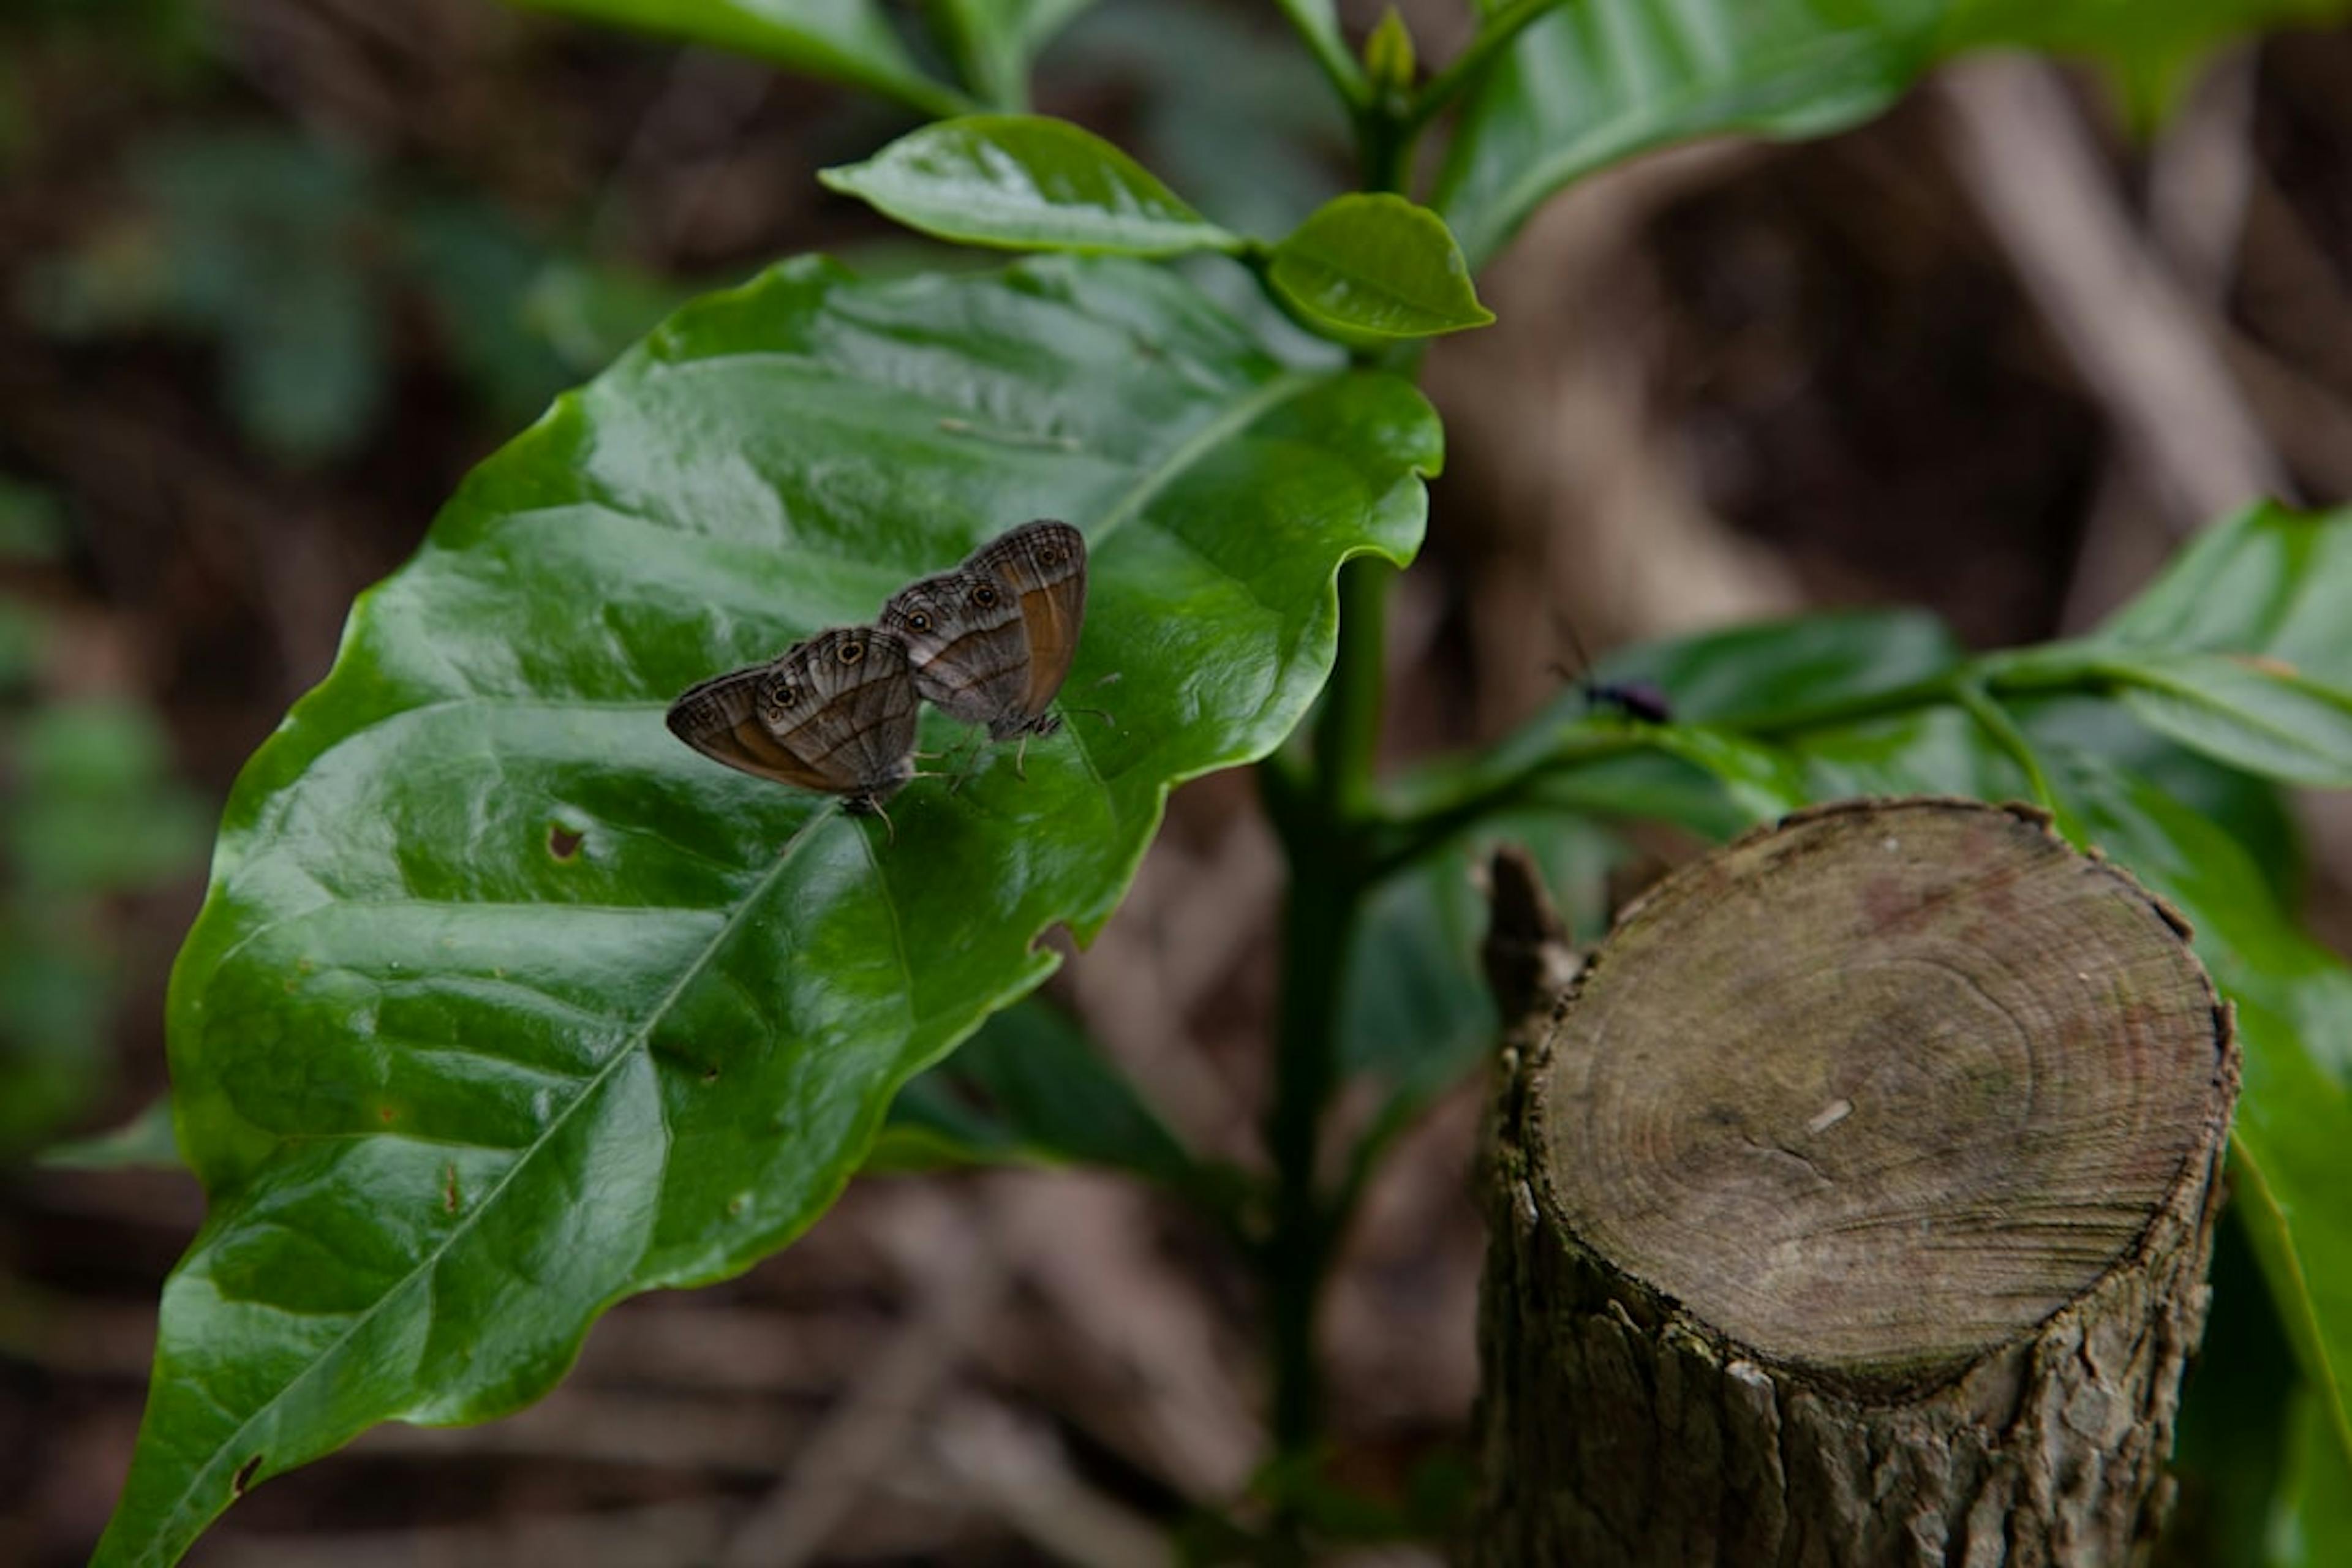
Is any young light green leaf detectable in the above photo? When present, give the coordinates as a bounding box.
[508,0,970,118]
[821,115,1243,255]
[2104,651,2352,788]
[1267,194,1493,340]
[97,254,1439,1568]
[2050,751,2352,1489]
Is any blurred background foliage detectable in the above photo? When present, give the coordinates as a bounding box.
[4,0,2352,1564]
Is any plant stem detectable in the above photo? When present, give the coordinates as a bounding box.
[1954,679,2057,810]
[1261,556,1391,1462]
[1403,0,1571,136]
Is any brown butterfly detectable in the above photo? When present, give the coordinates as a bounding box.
[665,626,919,825]
[878,520,1088,743]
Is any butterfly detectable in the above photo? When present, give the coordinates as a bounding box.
[665,625,919,823]
[878,520,1088,744]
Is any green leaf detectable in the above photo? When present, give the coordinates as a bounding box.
[1342,810,1619,1184]
[2165,1206,2302,1566]
[1594,608,1962,727]
[924,0,1097,110]
[2102,651,2352,788]
[1435,0,2352,270]
[821,115,1244,256]
[1643,725,1807,824]
[2096,501,2352,690]
[1265,194,1492,341]
[40,1095,186,1171]
[507,0,970,118]
[2048,752,2352,1488]
[100,254,1440,1567]
[867,999,1202,1196]
[1942,0,2352,129]
[2274,1388,2352,1567]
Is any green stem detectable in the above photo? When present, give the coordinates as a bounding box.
[1272,0,1370,112]
[1954,680,2056,810]
[1260,556,1392,1462]
[1402,0,1570,135]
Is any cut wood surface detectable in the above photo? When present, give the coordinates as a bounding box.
[1472,799,2238,1567]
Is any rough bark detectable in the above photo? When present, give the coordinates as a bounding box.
[1471,799,2238,1568]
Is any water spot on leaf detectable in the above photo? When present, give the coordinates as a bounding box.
[727,1193,748,1217]
[548,823,585,861]
[232,1455,262,1497]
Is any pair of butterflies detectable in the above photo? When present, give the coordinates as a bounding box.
[665,521,1088,822]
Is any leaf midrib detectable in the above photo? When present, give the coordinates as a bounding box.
[143,813,829,1563]
[148,359,1338,1561]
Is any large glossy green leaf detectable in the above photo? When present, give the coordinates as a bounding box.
[2096,502,2352,688]
[1434,0,2352,269]
[1265,194,1493,340]
[100,254,1440,1568]
[821,115,1245,256]
[2049,751,2352,1486]
[508,0,969,118]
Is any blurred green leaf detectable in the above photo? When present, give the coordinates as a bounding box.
[2273,1387,2352,1567]
[402,200,581,427]
[1643,726,1809,824]
[2018,695,2302,908]
[1437,0,2352,269]
[100,254,1439,1568]
[1345,809,1616,1096]
[521,260,692,377]
[821,115,1245,255]
[2100,651,2352,788]
[2048,750,2352,1490]
[1362,7,1416,96]
[507,0,970,118]
[1793,707,2025,801]
[0,930,112,1153]
[0,601,45,687]
[924,0,1097,109]
[869,999,1209,1199]
[1597,608,1964,726]
[1265,194,1491,341]
[2164,1205,2302,1567]
[40,1096,185,1171]
[10,701,209,896]
[0,475,66,560]
[2095,501,2352,688]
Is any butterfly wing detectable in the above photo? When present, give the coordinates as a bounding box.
[878,570,1030,731]
[666,628,918,801]
[666,658,848,793]
[795,626,920,804]
[968,520,1087,725]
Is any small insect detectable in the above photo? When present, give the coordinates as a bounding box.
[1551,622,1673,724]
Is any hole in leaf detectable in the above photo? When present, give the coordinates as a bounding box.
[548,824,585,861]
[701,1065,720,1084]
[233,1455,262,1496]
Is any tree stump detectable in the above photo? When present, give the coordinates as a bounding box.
[1472,798,2237,1568]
